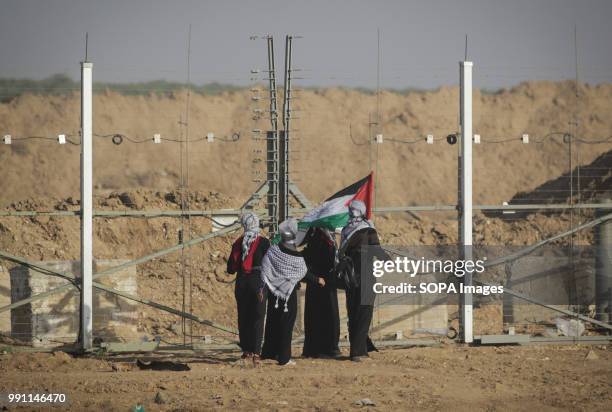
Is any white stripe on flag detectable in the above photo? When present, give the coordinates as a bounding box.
[301,194,354,223]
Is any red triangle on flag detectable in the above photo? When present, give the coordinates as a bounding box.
[347,172,374,219]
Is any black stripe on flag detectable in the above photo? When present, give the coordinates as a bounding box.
[325,174,371,201]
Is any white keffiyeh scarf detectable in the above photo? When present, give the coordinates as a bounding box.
[240,212,260,261]
[340,199,373,251]
[261,244,308,312]
[340,217,373,250]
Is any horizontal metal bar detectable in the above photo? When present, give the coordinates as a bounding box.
[476,335,612,346]
[0,248,238,335]
[374,205,456,213]
[0,223,241,314]
[191,339,438,352]
[94,209,265,218]
[475,203,612,211]
[0,210,78,217]
[291,202,612,215]
[478,334,530,345]
[2,203,610,218]
[100,341,159,352]
[529,336,612,344]
[0,209,265,218]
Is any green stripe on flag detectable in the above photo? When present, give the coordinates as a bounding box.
[298,212,349,231]
[271,212,349,244]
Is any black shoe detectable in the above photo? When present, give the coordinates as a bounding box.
[350,356,362,362]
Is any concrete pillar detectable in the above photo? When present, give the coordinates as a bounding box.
[459,61,474,343]
[80,61,93,350]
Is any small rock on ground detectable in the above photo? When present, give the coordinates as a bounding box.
[355,398,376,407]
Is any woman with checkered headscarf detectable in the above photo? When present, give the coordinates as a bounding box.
[261,218,319,366]
[227,212,270,364]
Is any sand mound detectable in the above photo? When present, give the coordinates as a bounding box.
[0,81,611,208]
[508,148,612,206]
[0,189,593,343]
[0,351,110,373]
[0,81,610,343]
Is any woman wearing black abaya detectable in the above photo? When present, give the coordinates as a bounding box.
[340,200,389,362]
[301,227,341,358]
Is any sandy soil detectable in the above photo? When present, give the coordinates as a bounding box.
[0,81,611,207]
[0,345,610,411]
[0,189,597,343]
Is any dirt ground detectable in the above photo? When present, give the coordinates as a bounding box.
[0,344,610,411]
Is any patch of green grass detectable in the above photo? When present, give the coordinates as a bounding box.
[0,75,245,102]
[0,74,79,102]
[0,74,504,102]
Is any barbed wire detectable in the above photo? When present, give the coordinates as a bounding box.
[346,130,612,146]
[5,135,80,145]
[94,132,241,144]
[1,132,241,146]
[2,131,610,147]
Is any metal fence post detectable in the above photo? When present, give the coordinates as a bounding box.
[459,61,474,343]
[596,198,612,323]
[80,60,93,350]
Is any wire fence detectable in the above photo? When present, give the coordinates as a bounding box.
[1,45,611,351]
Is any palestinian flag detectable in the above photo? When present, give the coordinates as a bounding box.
[298,172,374,232]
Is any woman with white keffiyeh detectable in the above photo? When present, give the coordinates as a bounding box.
[227,212,270,364]
[261,218,318,366]
[339,200,389,362]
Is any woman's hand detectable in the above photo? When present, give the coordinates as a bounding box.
[317,277,326,287]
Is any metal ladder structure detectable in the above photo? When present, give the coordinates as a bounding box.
[279,35,294,224]
[262,35,307,234]
[265,35,281,234]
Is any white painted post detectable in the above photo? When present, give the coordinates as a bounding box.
[80,61,93,351]
[459,61,473,343]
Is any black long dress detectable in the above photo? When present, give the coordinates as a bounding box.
[261,244,306,365]
[302,228,341,357]
[342,227,388,358]
[227,235,270,356]
[261,286,298,365]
